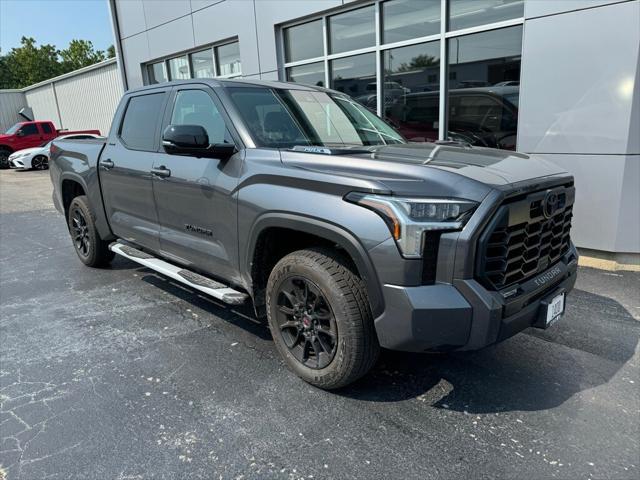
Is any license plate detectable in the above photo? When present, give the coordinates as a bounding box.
[545,292,565,327]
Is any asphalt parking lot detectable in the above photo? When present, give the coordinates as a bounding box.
[0,169,638,480]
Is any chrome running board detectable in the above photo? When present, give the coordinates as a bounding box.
[110,242,248,305]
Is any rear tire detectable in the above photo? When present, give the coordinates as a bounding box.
[0,148,11,169]
[67,195,114,267]
[266,247,379,389]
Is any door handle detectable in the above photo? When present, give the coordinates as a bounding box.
[99,159,114,169]
[151,166,171,178]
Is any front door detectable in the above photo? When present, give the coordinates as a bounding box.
[151,87,243,283]
[99,90,169,252]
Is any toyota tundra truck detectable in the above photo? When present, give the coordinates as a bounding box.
[49,79,578,389]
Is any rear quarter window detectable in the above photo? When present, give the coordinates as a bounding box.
[41,123,53,134]
[119,93,165,150]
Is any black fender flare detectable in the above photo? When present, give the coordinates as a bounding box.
[244,213,385,318]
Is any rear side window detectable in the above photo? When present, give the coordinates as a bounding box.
[41,123,53,134]
[119,93,165,150]
[20,124,39,135]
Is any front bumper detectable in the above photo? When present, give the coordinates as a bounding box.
[9,157,26,168]
[374,245,578,352]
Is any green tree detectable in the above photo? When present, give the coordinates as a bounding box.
[0,37,62,88]
[59,39,106,71]
[107,45,116,58]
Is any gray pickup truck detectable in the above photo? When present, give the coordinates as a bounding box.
[49,79,578,389]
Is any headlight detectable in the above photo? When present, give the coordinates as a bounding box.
[345,193,477,258]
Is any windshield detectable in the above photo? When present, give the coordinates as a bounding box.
[227,87,405,148]
[5,123,21,135]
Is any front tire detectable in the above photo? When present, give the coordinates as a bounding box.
[32,155,48,170]
[0,148,11,169]
[266,248,379,389]
[67,195,114,267]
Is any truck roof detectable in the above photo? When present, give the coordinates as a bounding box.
[126,78,340,95]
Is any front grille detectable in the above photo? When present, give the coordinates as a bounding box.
[476,185,574,290]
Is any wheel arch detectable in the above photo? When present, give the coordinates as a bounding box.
[245,213,384,319]
[59,172,114,240]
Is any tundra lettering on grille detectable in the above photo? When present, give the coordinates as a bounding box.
[533,266,562,287]
[476,185,574,291]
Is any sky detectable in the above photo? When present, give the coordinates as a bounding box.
[0,0,114,54]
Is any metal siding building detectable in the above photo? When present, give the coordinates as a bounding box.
[109,0,639,256]
[1,59,123,137]
[0,90,29,133]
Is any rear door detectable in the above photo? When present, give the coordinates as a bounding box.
[99,89,170,252]
[151,85,243,283]
[40,122,57,143]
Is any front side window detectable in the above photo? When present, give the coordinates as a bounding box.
[216,42,241,76]
[170,90,229,144]
[227,87,404,149]
[120,93,165,150]
[20,124,39,135]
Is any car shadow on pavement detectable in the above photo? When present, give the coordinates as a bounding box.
[113,257,638,414]
[337,288,639,413]
[139,270,273,341]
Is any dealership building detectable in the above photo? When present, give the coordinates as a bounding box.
[105,0,639,258]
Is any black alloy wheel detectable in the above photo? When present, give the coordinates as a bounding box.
[275,276,338,369]
[32,155,48,170]
[71,206,91,258]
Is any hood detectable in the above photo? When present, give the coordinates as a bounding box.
[9,147,43,157]
[280,143,570,202]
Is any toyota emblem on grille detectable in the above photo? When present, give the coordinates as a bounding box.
[543,190,560,218]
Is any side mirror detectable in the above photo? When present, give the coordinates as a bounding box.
[162,124,235,160]
[16,130,25,137]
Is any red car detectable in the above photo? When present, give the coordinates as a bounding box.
[0,121,100,169]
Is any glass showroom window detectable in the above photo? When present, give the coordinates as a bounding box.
[147,62,167,84]
[383,41,440,142]
[381,0,440,44]
[216,42,242,77]
[329,5,376,54]
[284,20,324,62]
[191,49,215,78]
[287,62,325,87]
[282,0,524,150]
[449,0,523,31]
[168,56,190,80]
[330,53,376,106]
[447,26,522,150]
